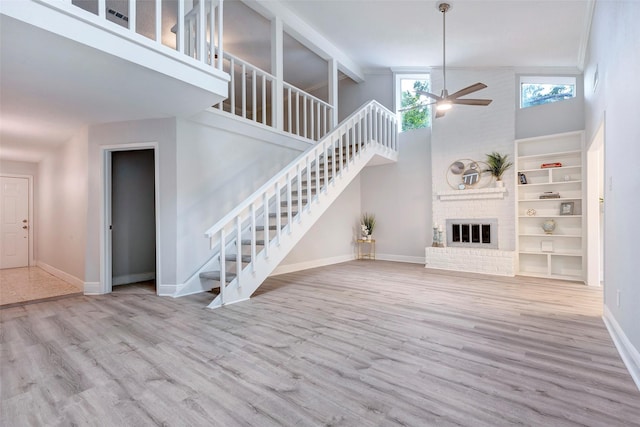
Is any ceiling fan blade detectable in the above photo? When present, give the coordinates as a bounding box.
[451,98,493,106]
[416,90,443,101]
[448,83,488,100]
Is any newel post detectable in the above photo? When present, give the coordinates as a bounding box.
[328,58,339,130]
[271,17,284,131]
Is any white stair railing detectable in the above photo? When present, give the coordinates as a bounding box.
[283,81,334,141]
[199,100,397,307]
[214,52,335,141]
[215,52,276,126]
[58,0,224,71]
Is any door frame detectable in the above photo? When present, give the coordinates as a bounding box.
[586,118,605,287]
[0,174,34,267]
[100,142,161,294]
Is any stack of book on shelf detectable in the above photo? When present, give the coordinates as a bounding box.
[539,191,560,199]
[541,162,563,169]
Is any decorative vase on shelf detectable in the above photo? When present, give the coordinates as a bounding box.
[495,180,504,188]
[542,219,556,235]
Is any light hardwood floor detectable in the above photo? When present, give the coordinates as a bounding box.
[1,261,639,426]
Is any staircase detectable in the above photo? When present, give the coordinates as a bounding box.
[176,100,398,308]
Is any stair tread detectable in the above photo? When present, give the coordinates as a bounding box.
[200,271,237,281]
[224,254,252,263]
[241,239,265,245]
[269,212,298,217]
[280,201,308,207]
[255,225,287,231]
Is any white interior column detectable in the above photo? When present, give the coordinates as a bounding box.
[328,58,338,128]
[271,17,284,131]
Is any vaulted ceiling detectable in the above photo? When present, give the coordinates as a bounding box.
[0,0,592,162]
[278,0,592,70]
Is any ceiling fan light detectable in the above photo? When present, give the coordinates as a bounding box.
[436,101,452,111]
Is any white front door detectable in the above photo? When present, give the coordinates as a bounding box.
[0,177,30,269]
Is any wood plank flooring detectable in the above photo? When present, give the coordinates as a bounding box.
[1,261,639,426]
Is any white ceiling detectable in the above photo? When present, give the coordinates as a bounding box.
[0,0,591,163]
[277,0,591,70]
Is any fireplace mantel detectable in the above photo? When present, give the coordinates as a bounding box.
[437,187,507,201]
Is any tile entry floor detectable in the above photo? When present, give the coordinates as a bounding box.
[0,266,83,308]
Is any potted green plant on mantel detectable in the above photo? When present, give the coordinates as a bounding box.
[484,152,513,188]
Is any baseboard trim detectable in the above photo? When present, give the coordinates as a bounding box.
[376,253,425,264]
[37,261,84,288]
[113,272,156,286]
[158,284,178,297]
[83,282,102,295]
[603,305,640,391]
[424,265,515,277]
[271,254,355,276]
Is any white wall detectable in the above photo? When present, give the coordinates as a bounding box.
[360,127,432,263]
[0,160,39,176]
[338,71,393,122]
[38,128,88,282]
[86,112,317,291]
[515,73,585,139]
[87,118,178,287]
[175,111,309,284]
[276,177,362,273]
[338,70,433,263]
[431,68,516,252]
[584,0,640,372]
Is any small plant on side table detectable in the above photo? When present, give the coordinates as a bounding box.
[361,213,376,240]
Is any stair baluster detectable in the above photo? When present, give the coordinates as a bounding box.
[275,181,282,244]
[306,156,312,211]
[250,203,257,274]
[262,193,269,259]
[236,216,242,286]
[286,172,292,233]
[219,228,226,303]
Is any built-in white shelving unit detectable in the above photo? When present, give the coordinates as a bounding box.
[515,131,585,282]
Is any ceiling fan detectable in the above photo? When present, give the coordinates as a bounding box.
[409,2,492,118]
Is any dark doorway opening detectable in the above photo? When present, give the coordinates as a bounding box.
[111,149,157,292]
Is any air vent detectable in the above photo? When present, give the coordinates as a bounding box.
[108,8,129,22]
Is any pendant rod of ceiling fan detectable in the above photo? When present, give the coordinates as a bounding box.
[442,4,447,91]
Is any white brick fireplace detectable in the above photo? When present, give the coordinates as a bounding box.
[425,188,515,276]
[426,68,516,277]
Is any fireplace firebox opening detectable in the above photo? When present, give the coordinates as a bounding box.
[446,219,498,249]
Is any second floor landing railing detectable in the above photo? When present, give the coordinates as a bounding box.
[56,0,335,142]
[215,52,335,142]
[53,0,224,72]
